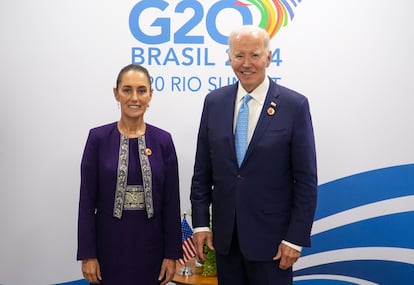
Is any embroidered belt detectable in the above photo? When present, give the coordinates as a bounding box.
[113,135,154,219]
[124,185,145,210]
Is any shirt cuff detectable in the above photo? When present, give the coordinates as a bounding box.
[281,240,302,252]
[193,227,211,233]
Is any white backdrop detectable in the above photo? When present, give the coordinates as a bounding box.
[1,1,413,284]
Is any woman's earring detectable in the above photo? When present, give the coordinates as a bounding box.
[117,102,120,109]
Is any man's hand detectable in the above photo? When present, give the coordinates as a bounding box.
[193,231,214,262]
[273,243,301,270]
[82,258,102,284]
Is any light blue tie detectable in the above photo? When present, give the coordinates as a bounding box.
[235,94,252,166]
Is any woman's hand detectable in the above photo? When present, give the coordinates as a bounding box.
[82,258,102,284]
[158,258,176,285]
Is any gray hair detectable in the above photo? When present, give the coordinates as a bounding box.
[228,25,270,53]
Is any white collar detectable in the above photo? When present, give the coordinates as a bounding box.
[236,77,269,105]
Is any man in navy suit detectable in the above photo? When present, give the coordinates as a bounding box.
[190,26,318,285]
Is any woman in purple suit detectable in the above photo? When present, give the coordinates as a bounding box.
[77,64,182,285]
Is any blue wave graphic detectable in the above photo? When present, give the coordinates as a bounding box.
[55,281,87,285]
[56,165,414,285]
[293,164,414,285]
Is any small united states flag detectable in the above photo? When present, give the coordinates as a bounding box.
[178,215,197,265]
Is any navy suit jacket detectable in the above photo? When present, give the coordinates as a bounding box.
[191,78,317,261]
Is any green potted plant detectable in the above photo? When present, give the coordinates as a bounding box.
[201,244,217,276]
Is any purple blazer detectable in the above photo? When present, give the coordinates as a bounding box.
[191,78,318,261]
[77,122,182,283]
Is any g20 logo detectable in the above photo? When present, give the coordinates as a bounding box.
[129,0,298,45]
[129,0,252,45]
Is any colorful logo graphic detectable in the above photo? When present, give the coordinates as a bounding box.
[129,0,302,45]
[235,0,300,38]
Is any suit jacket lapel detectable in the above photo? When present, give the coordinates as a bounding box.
[244,80,281,162]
